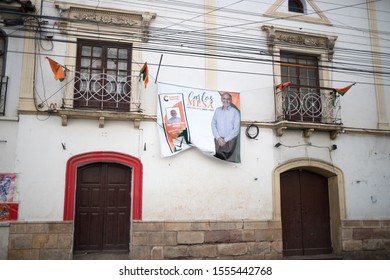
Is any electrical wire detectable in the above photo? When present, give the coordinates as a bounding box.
[1,1,390,88]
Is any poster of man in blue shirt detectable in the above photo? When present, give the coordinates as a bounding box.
[211,92,240,163]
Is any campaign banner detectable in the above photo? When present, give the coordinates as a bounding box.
[158,84,241,163]
[0,203,19,222]
[0,173,16,202]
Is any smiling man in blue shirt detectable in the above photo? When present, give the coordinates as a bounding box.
[211,92,240,162]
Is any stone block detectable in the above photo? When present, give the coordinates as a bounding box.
[191,222,210,231]
[26,223,48,233]
[353,228,373,240]
[164,222,192,231]
[242,230,255,242]
[151,246,163,260]
[362,239,384,251]
[342,240,362,251]
[131,245,151,260]
[381,220,390,227]
[9,223,26,234]
[204,230,230,243]
[32,234,58,249]
[270,241,283,253]
[163,232,177,246]
[268,221,282,229]
[164,246,189,259]
[132,222,164,232]
[48,223,73,233]
[132,232,148,246]
[342,220,363,228]
[243,221,269,230]
[57,234,73,249]
[342,228,353,240]
[8,249,39,260]
[189,245,217,258]
[384,240,390,249]
[217,243,247,256]
[229,229,244,242]
[373,229,390,239]
[247,241,270,255]
[362,220,380,228]
[254,229,282,241]
[177,231,204,244]
[210,221,243,230]
[9,234,32,250]
[39,249,72,260]
[148,232,165,245]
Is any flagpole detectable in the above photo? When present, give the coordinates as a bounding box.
[155,54,163,84]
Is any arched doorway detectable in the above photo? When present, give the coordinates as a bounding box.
[63,152,143,254]
[64,151,142,221]
[273,159,346,256]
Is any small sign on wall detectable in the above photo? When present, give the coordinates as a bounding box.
[0,203,19,221]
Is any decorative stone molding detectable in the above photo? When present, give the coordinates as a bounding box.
[261,25,337,61]
[54,1,156,43]
[263,0,332,26]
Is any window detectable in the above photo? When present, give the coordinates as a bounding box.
[280,52,322,122]
[0,30,8,116]
[288,0,304,13]
[74,40,133,111]
[281,52,319,88]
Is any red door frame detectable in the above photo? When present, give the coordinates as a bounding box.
[63,151,142,221]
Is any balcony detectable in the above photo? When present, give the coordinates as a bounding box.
[275,85,343,139]
[0,76,8,116]
[59,71,144,128]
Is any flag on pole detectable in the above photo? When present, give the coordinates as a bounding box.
[332,83,356,106]
[140,62,149,88]
[276,81,292,91]
[46,57,66,81]
[334,83,356,96]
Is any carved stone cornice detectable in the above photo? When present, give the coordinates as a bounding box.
[72,9,139,26]
[261,25,337,61]
[54,1,156,42]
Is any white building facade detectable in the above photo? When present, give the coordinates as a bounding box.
[0,0,389,259]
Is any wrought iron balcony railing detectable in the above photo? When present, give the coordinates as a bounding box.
[0,76,9,116]
[275,85,341,125]
[72,71,136,111]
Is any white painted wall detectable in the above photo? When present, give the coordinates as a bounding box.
[1,0,389,223]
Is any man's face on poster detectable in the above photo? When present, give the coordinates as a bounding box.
[221,93,232,109]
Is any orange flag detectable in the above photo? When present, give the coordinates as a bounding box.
[46,57,65,81]
[140,62,149,88]
[335,83,355,96]
[276,81,292,91]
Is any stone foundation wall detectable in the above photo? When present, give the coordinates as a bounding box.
[6,219,390,259]
[131,220,283,260]
[341,220,390,259]
[7,222,73,260]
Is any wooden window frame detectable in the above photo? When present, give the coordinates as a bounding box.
[73,39,133,112]
[288,0,304,14]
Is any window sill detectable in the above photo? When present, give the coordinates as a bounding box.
[58,109,148,128]
[274,121,343,140]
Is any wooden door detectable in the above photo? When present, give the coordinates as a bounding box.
[280,170,332,256]
[73,162,132,252]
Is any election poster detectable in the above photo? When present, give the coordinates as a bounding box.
[157,84,241,163]
[0,173,16,202]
